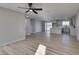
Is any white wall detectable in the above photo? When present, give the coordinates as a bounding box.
[76,13,79,40]
[0,7,26,46]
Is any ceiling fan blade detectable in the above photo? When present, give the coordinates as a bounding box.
[18,7,28,9]
[25,10,29,13]
[33,8,42,10]
[32,9,38,14]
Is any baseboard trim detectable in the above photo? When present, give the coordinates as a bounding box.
[0,38,25,47]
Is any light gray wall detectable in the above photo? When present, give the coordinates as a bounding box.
[31,19,42,33]
[25,19,42,35]
[31,19,35,33]
[34,20,42,33]
[25,18,32,35]
[0,7,26,46]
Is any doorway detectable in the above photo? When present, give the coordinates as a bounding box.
[62,21,70,34]
[45,22,52,33]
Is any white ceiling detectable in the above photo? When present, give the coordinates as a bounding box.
[0,3,79,21]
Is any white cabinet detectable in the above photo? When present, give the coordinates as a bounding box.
[50,27,62,34]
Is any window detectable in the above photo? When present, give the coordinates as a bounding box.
[62,21,70,26]
[45,22,52,31]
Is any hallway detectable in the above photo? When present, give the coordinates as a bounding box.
[0,32,78,55]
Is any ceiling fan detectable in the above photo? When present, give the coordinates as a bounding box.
[18,3,43,14]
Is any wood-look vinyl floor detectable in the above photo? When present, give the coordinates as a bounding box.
[0,32,79,55]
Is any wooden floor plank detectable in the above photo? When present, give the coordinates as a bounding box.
[0,32,78,55]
